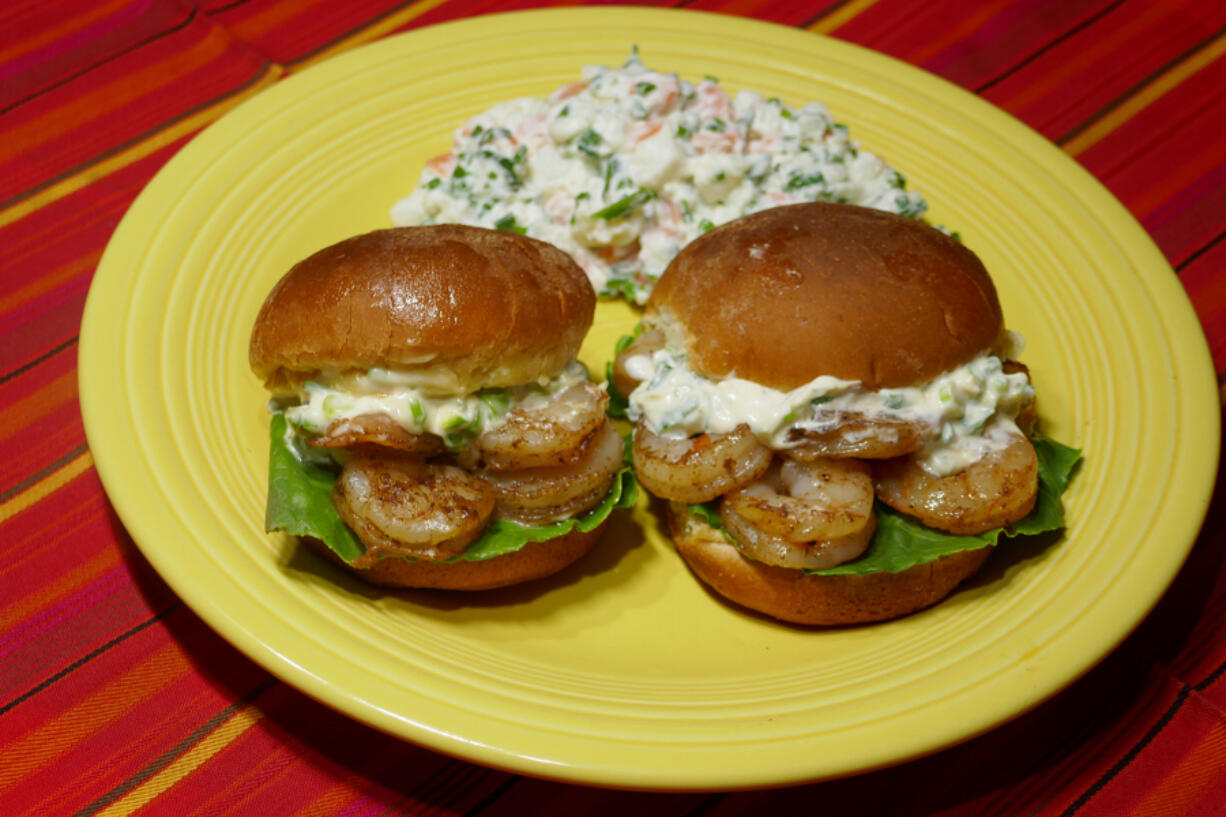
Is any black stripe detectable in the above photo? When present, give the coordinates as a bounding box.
[0,58,278,213]
[1176,229,1226,272]
[200,0,258,15]
[802,0,857,30]
[0,5,199,117]
[0,442,89,505]
[73,676,276,817]
[974,0,1127,94]
[464,775,518,816]
[1058,21,1226,147]
[0,603,182,717]
[0,336,77,387]
[283,0,449,67]
[1058,646,1226,816]
[1059,686,1192,817]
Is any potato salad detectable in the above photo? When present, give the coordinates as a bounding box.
[390,51,928,303]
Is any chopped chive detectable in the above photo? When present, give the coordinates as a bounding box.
[494,214,527,235]
[593,188,655,220]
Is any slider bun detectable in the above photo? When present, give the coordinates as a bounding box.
[249,225,595,392]
[305,523,607,591]
[647,203,1003,390]
[668,503,990,625]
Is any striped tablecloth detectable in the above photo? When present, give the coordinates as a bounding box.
[4,1,1224,814]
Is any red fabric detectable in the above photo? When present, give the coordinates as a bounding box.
[2,1,1224,814]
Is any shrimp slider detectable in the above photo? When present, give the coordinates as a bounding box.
[250,225,635,590]
[613,202,1076,625]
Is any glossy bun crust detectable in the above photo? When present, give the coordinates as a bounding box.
[668,504,991,625]
[647,203,1003,390]
[306,523,607,591]
[249,225,595,392]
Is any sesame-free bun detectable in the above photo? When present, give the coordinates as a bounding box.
[306,522,607,591]
[667,503,991,626]
[249,225,595,393]
[646,203,1003,391]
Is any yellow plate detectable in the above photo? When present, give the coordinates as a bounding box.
[79,8,1219,790]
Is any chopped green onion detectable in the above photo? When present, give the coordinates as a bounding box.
[593,188,655,220]
[786,171,824,190]
[479,388,513,416]
[494,214,527,234]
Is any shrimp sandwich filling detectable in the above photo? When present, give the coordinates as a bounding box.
[249,225,635,590]
[613,203,1079,625]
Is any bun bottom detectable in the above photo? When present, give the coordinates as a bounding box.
[305,522,606,591]
[667,503,991,625]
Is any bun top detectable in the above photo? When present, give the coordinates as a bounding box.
[249,225,595,393]
[646,203,1004,390]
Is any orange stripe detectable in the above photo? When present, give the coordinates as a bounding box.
[0,369,77,446]
[999,1,1171,114]
[1129,717,1226,816]
[0,251,99,318]
[0,22,239,166]
[293,0,458,69]
[0,642,189,791]
[1065,30,1226,157]
[0,63,284,229]
[807,0,880,35]
[0,500,111,627]
[0,0,131,65]
[1130,127,1226,218]
[93,702,266,817]
[905,0,1015,66]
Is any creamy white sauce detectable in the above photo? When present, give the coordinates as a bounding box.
[285,361,590,448]
[390,51,927,303]
[625,343,1034,476]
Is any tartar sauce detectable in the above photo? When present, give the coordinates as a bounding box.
[625,344,1034,476]
[390,51,927,303]
[285,362,591,450]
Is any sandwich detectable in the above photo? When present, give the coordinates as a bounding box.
[249,225,635,590]
[611,202,1079,624]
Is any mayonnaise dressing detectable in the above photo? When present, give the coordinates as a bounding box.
[390,51,926,303]
[284,361,591,449]
[624,344,1034,476]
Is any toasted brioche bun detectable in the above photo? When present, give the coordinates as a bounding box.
[668,504,990,625]
[306,522,607,591]
[646,202,1003,391]
[249,225,594,393]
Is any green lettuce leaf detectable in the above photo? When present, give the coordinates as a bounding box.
[264,413,639,566]
[447,466,637,563]
[605,327,642,420]
[688,433,1082,577]
[265,412,364,562]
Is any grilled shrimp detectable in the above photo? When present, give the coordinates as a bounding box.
[633,422,772,503]
[874,430,1038,535]
[781,413,929,460]
[311,413,445,457]
[719,457,876,570]
[481,420,624,526]
[474,382,609,471]
[332,458,495,563]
